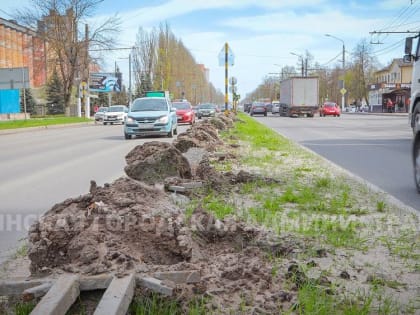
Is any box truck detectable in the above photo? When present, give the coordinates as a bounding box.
[279,77,319,117]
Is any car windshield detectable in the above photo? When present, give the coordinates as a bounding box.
[173,102,191,109]
[108,106,125,112]
[199,104,215,109]
[131,98,168,111]
[98,107,108,112]
[253,103,265,107]
[324,103,336,108]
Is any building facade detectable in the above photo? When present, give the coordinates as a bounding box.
[0,17,47,88]
[368,58,413,112]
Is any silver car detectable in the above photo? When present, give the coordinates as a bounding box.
[271,102,280,115]
[94,107,108,122]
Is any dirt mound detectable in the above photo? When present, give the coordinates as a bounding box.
[173,121,223,153]
[28,177,192,275]
[124,141,192,184]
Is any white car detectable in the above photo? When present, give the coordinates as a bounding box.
[103,105,128,125]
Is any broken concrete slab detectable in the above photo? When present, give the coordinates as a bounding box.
[153,270,200,284]
[30,274,79,315]
[93,273,135,315]
[138,277,173,296]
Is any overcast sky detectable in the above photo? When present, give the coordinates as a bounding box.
[2,0,420,99]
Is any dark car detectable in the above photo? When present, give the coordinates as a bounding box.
[250,102,267,116]
[196,103,216,119]
[413,131,420,193]
[244,103,252,113]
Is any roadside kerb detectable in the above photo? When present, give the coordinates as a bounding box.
[0,121,96,136]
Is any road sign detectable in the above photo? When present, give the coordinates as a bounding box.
[229,85,237,93]
[218,45,234,67]
[229,77,237,85]
[340,88,347,95]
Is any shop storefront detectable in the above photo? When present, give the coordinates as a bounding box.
[368,83,411,113]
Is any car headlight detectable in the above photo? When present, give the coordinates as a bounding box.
[126,117,135,123]
[156,115,169,124]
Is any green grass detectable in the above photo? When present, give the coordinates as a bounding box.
[13,301,36,315]
[0,116,91,130]
[13,243,28,259]
[287,280,403,315]
[233,113,292,151]
[202,194,236,219]
[129,294,181,315]
[129,294,208,315]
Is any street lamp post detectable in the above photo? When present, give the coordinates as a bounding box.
[325,34,345,111]
[290,52,304,77]
[273,64,283,100]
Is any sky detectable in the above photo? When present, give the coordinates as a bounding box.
[2,0,420,99]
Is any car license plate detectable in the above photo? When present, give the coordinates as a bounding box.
[138,123,154,129]
[177,116,182,119]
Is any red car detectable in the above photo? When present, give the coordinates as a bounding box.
[173,101,196,124]
[320,102,340,117]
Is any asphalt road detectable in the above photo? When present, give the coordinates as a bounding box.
[0,122,190,263]
[252,112,419,212]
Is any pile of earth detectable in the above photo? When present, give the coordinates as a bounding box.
[26,113,318,312]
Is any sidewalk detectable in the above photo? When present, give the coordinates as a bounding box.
[0,121,95,136]
[342,111,408,117]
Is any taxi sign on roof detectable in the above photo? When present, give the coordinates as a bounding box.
[145,90,169,97]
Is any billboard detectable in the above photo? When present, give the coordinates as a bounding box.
[0,67,30,90]
[0,89,20,113]
[89,72,122,92]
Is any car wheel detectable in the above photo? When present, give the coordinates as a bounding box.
[412,103,420,135]
[413,132,420,193]
[167,127,174,138]
[174,126,178,135]
[264,113,267,116]
[104,122,107,125]
[124,133,132,140]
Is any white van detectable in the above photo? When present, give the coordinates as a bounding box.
[271,101,281,114]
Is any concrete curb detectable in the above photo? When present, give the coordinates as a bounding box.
[0,121,96,136]
[342,112,408,117]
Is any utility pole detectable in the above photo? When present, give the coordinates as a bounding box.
[129,48,132,106]
[225,42,229,111]
[325,34,346,110]
[84,24,90,118]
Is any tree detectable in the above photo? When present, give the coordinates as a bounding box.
[20,88,37,115]
[46,69,64,112]
[132,23,223,104]
[348,39,379,106]
[15,0,121,114]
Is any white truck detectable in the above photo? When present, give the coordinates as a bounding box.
[279,77,319,117]
[404,33,420,192]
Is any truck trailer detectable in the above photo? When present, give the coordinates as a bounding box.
[279,77,319,117]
